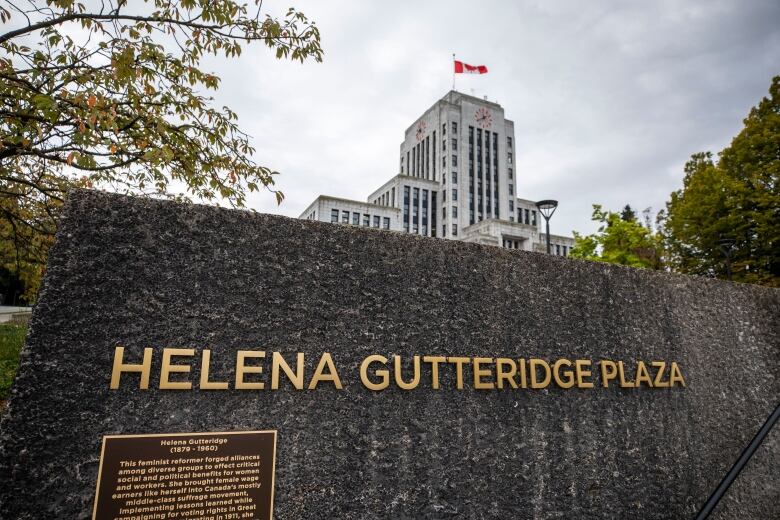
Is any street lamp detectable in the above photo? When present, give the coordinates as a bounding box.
[536,199,558,254]
[718,238,736,281]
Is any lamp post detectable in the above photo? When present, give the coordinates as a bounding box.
[718,238,735,281]
[536,200,558,254]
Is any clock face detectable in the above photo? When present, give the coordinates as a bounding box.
[415,121,427,141]
[475,107,492,129]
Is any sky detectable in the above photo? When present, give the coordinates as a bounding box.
[204,0,780,236]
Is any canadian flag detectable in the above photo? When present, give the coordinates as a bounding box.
[454,60,488,74]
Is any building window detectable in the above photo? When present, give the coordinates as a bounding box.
[452,224,458,236]
[432,130,437,179]
[403,186,410,231]
[509,200,514,212]
[508,151,513,163]
[425,136,430,179]
[341,210,349,223]
[352,212,360,225]
[507,136,513,149]
[452,122,457,134]
[508,167,513,179]
[532,210,537,226]
[562,245,567,256]
[525,209,530,225]
[452,188,458,201]
[452,171,457,183]
[431,191,437,237]
[556,244,560,255]
[400,156,404,173]
[391,187,396,207]
[442,224,447,237]
[509,183,513,195]
[452,154,457,167]
[442,122,446,135]
[383,217,390,229]
[452,206,458,218]
[422,189,429,234]
[442,138,446,151]
[413,187,419,233]
[331,209,339,223]
[442,156,446,168]
[374,215,380,228]
[451,137,458,151]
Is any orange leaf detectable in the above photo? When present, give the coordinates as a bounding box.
[66,152,76,166]
[87,94,97,107]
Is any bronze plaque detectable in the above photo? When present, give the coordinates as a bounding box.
[92,431,277,520]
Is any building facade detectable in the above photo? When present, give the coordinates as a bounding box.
[299,91,575,255]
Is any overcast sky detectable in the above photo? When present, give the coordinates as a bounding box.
[205,0,779,236]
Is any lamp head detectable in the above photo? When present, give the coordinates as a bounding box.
[535,199,558,220]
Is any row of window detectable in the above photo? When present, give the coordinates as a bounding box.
[331,209,390,230]
[555,244,570,256]
[372,187,396,207]
[402,185,438,237]
[511,208,537,226]
[468,126,501,224]
[401,122,460,180]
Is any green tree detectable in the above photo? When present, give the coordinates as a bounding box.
[620,204,636,222]
[0,0,323,301]
[569,205,665,270]
[663,76,779,286]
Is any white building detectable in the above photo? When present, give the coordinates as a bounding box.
[299,91,575,256]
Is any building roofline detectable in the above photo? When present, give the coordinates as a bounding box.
[310,194,401,211]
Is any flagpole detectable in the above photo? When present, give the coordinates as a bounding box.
[452,53,456,92]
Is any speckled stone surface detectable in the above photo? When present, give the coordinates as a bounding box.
[0,190,778,519]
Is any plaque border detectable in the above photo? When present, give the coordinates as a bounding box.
[91,430,278,520]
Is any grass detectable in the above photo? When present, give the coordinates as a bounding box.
[0,322,27,401]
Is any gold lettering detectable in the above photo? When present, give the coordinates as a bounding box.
[618,361,634,388]
[110,346,152,390]
[529,359,551,389]
[308,353,342,389]
[635,361,652,388]
[447,357,470,390]
[575,359,594,388]
[472,357,495,390]
[422,356,446,389]
[517,358,527,388]
[652,361,669,388]
[271,352,304,390]
[360,355,389,391]
[600,360,618,388]
[495,358,518,389]
[235,351,265,390]
[552,359,575,389]
[199,349,228,390]
[669,362,686,387]
[160,348,194,390]
[394,355,421,390]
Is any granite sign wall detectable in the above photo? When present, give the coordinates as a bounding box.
[0,190,778,519]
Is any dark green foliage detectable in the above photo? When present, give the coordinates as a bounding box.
[0,323,26,400]
[663,76,780,286]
